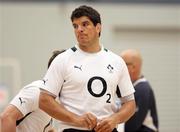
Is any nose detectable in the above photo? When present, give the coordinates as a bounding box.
[77,26,84,33]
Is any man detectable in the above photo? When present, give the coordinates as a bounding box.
[39,5,136,132]
[121,49,159,132]
[0,50,65,132]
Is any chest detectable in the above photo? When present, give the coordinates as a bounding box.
[64,55,120,90]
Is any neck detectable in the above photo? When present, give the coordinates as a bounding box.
[78,40,101,53]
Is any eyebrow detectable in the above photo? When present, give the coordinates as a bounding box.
[82,20,90,24]
[126,62,133,65]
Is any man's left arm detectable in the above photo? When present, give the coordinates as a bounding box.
[95,94,136,132]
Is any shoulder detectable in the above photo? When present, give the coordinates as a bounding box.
[103,48,124,61]
[134,78,153,92]
[17,80,45,100]
[22,80,44,92]
[47,48,74,70]
[103,49,126,70]
[52,46,78,63]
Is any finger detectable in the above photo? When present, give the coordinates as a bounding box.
[94,121,103,131]
[85,114,94,129]
[95,120,108,132]
[95,125,106,132]
[83,119,90,129]
[87,113,97,128]
[96,124,110,132]
[81,114,91,129]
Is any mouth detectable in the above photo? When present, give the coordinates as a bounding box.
[78,34,87,39]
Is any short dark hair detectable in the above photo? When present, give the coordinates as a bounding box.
[71,5,101,26]
[47,49,66,69]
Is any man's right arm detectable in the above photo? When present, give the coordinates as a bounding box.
[39,90,97,130]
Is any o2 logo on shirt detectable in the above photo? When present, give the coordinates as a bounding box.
[87,76,111,103]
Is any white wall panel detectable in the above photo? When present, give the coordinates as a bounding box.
[0,2,180,131]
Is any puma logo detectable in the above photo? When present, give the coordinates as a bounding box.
[42,79,48,85]
[19,97,26,105]
[74,65,82,71]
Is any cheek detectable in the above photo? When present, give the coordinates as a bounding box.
[74,31,78,37]
[127,67,131,72]
[90,30,98,38]
[128,67,134,75]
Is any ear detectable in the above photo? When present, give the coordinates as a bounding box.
[96,23,101,34]
[131,65,137,73]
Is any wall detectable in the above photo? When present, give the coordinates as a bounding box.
[0,2,180,131]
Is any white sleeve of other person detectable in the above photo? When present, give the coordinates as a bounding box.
[10,80,53,132]
[10,80,44,115]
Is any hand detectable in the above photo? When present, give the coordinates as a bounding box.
[75,112,97,130]
[94,116,117,132]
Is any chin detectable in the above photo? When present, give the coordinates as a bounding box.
[78,41,89,46]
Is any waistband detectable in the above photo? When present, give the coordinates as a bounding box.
[63,128,118,132]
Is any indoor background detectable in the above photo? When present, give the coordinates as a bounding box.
[0,0,180,131]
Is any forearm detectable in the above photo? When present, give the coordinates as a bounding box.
[1,113,16,132]
[39,91,79,125]
[112,100,136,124]
[1,105,23,132]
[94,100,135,132]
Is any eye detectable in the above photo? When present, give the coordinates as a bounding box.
[73,24,78,29]
[82,21,89,27]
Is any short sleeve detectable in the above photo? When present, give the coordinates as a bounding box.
[10,87,40,116]
[118,60,135,97]
[41,55,65,97]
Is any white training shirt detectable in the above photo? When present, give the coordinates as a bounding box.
[10,80,53,132]
[42,45,135,131]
